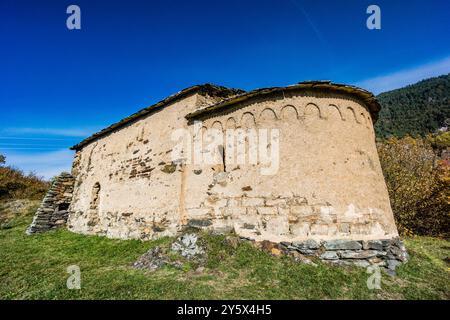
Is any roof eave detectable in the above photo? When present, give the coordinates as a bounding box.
[70,84,243,151]
[185,81,381,122]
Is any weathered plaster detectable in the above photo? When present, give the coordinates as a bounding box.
[66,84,398,244]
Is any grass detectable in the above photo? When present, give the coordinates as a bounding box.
[0,207,449,300]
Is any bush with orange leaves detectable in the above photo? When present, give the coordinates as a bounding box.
[378,135,449,237]
[0,154,50,201]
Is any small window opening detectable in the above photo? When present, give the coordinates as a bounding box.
[58,203,69,211]
[90,182,101,210]
[218,145,226,172]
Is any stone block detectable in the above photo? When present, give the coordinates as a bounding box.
[256,207,277,215]
[297,249,317,255]
[221,206,247,218]
[264,216,289,235]
[310,224,330,236]
[350,223,371,235]
[242,197,265,207]
[352,260,371,268]
[337,250,384,259]
[292,239,320,250]
[320,251,339,260]
[187,208,212,218]
[386,259,401,269]
[265,198,286,207]
[243,223,255,230]
[210,224,234,234]
[389,246,409,262]
[187,219,212,228]
[213,172,228,186]
[362,240,383,250]
[290,205,314,217]
[226,198,241,207]
[338,223,350,235]
[323,240,362,250]
[290,222,310,237]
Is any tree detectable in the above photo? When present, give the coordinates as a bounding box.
[0,154,5,166]
[378,136,449,237]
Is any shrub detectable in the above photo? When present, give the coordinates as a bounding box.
[0,154,50,201]
[378,136,449,237]
[432,131,450,147]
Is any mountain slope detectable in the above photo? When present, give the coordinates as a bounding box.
[375,73,450,138]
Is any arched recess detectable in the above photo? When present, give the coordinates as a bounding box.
[327,104,343,120]
[345,106,359,123]
[240,112,256,128]
[200,125,208,139]
[259,108,278,122]
[199,126,210,151]
[211,121,223,131]
[280,105,298,121]
[304,103,321,118]
[359,112,367,125]
[210,121,225,154]
[226,117,237,129]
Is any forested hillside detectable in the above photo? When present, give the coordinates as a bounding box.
[375,73,450,138]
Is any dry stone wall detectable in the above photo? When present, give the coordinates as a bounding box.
[286,237,407,274]
[26,173,74,234]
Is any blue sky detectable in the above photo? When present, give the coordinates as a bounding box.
[1,0,450,179]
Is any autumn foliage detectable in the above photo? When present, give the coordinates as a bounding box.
[0,155,50,201]
[378,134,450,237]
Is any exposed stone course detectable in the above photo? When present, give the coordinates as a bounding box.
[279,237,408,274]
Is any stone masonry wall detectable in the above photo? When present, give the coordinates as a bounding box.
[67,92,222,239]
[68,88,399,247]
[26,173,74,234]
[280,238,409,275]
[182,91,398,244]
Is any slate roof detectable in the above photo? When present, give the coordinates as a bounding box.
[185,81,381,122]
[71,81,380,150]
[70,84,243,150]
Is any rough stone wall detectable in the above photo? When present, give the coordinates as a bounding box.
[67,92,224,239]
[248,237,408,275]
[26,173,74,234]
[67,88,398,248]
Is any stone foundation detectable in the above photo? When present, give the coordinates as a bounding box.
[26,173,74,234]
[248,237,408,275]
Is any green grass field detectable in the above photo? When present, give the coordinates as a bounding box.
[0,207,449,300]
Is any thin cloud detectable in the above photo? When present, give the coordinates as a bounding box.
[0,137,77,141]
[1,127,101,137]
[2,149,74,180]
[355,56,450,94]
